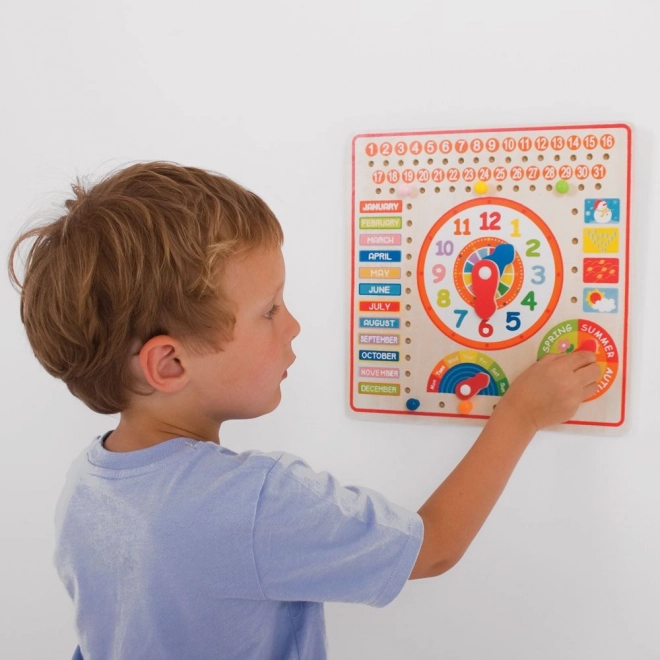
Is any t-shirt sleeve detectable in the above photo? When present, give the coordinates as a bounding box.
[251,453,424,607]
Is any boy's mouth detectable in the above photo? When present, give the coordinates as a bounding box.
[283,358,295,379]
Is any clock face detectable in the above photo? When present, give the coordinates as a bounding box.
[418,197,563,350]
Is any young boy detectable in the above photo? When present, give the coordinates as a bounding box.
[8,162,600,660]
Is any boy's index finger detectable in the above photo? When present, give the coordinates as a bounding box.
[538,349,597,370]
[567,348,599,369]
[578,361,602,386]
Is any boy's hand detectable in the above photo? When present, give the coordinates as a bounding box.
[411,349,601,580]
[499,350,601,432]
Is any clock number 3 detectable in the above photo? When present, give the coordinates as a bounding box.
[530,265,546,285]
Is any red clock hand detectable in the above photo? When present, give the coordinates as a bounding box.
[455,372,491,400]
[472,259,499,320]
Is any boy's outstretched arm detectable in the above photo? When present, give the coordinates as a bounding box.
[409,350,600,580]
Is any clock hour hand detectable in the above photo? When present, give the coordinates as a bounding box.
[472,259,499,320]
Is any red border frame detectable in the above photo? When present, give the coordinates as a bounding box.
[349,123,631,427]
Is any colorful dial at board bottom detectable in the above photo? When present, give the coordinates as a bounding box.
[427,350,509,397]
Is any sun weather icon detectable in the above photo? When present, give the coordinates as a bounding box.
[583,288,618,313]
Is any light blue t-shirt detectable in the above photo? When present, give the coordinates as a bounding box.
[54,434,424,659]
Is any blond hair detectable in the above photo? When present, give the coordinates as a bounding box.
[8,162,283,414]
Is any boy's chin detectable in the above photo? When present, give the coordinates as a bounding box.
[232,392,282,420]
[261,392,283,416]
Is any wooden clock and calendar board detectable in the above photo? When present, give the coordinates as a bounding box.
[349,123,631,428]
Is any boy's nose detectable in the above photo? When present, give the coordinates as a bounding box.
[288,310,301,340]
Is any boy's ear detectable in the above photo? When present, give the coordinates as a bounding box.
[136,336,189,393]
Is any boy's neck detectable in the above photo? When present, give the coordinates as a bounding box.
[104,412,220,453]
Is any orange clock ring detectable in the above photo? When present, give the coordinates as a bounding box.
[417,196,564,350]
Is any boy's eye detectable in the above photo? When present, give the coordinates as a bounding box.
[265,304,281,319]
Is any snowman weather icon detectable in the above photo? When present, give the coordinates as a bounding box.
[593,200,613,224]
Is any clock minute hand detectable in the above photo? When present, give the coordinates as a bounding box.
[484,242,515,274]
[472,259,499,320]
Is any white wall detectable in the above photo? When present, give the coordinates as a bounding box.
[2,1,658,657]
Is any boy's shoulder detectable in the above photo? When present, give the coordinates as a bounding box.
[69,433,306,484]
[56,436,307,531]
[59,434,346,525]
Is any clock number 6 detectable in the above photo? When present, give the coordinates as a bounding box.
[478,319,494,337]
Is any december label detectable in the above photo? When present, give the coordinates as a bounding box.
[358,382,401,395]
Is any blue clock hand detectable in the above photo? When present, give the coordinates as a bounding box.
[484,243,515,275]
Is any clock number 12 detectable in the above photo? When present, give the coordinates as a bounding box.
[480,211,501,231]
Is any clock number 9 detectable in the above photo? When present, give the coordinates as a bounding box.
[432,264,446,283]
